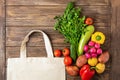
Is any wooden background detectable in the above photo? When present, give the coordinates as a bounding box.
[0,0,120,80]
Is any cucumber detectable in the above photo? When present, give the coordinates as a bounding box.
[78,25,95,56]
[70,43,77,62]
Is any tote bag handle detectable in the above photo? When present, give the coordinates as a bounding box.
[20,30,53,58]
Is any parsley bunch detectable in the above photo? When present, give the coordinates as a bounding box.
[54,2,86,61]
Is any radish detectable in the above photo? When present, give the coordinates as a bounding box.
[91,53,97,57]
[84,45,89,52]
[95,43,100,49]
[90,47,96,53]
[88,41,95,46]
[85,53,91,58]
[97,48,102,55]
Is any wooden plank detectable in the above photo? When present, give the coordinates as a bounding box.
[6,27,69,47]
[5,0,112,80]
[110,48,120,80]
[6,0,109,6]
[6,27,110,47]
[0,0,5,80]
[6,46,69,59]
[6,27,111,48]
[6,47,47,58]
[110,0,120,79]
[111,6,120,48]
[6,6,111,27]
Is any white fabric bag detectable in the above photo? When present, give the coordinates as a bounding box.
[7,30,65,80]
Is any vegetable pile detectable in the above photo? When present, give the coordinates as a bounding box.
[54,2,86,61]
[53,2,110,80]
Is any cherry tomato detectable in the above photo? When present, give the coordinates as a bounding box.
[62,48,70,57]
[54,49,62,57]
[85,17,93,25]
[64,56,72,66]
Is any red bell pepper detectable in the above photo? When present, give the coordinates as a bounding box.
[80,64,95,80]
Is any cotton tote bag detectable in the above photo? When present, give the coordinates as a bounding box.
[7,30,65,80]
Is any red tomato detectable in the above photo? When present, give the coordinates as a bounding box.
[85,17,93,25]
[62,48,70,57]
[64,56,72,66]
[54,49,62,57]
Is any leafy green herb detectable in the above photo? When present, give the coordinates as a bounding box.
[54,2,86,61]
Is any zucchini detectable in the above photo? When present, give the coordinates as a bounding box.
[78,25,95,56]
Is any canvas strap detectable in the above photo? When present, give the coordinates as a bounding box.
[20,30,53,58]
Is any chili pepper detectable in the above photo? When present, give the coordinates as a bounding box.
[80,64,95,80]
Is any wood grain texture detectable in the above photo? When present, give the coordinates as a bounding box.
[6,6,111,27]
[6,46,69,58]
[4,0,112,80]
[110,0,120,79]
[6,47,47,58]
[6,0,109,6]
[0,0,5,80]
[6,27,69,47]
[6,27,111,48]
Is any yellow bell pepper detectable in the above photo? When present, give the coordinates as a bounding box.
[95,63,105,74]
[88,57,98,66]
[91,32,105,44]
